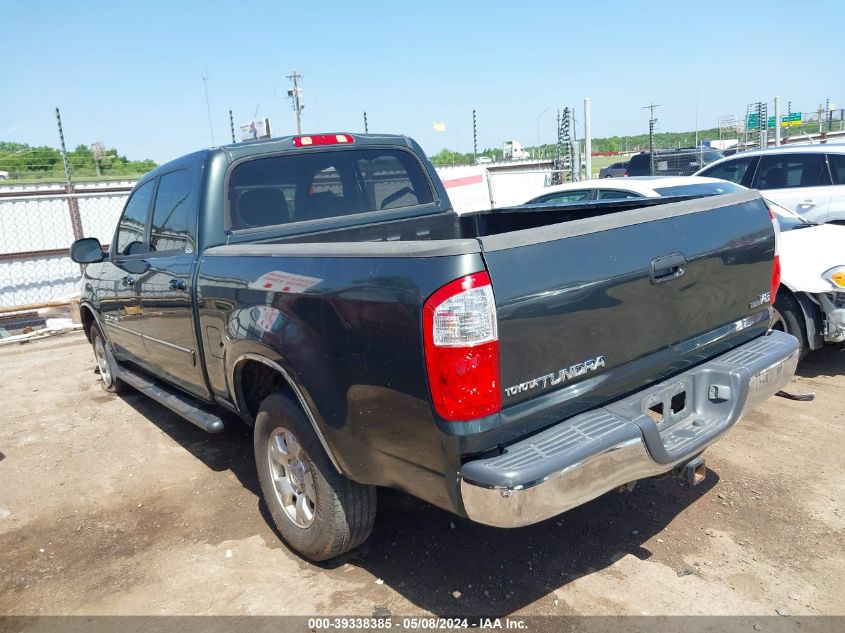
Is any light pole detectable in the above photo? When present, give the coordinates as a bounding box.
[202,71,215,146]
[536,106,551,159]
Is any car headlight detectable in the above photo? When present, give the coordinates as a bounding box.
[822,266,845,289]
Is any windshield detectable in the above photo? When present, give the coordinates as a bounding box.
[653,182,746,196]
[766,199,816,231]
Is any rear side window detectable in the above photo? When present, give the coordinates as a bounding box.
[699,156,756,185]
[228,148,434,230]
[150,169,195,252]
[828,154,845,184]
[753,154,829,189]
[596,189,643,200]
[114,180,155,256]
[654,182,746,196]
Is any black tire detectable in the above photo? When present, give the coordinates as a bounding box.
[771,291,809,359]
[90,324,128,394]
[254,393,376,561]
[604,174,612,178]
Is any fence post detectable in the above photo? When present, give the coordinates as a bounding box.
[584,98,592,179]
[55,107,83,242]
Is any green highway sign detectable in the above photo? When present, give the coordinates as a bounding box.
[748,111,802,130]
[782,112,802,127]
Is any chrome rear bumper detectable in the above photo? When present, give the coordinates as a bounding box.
[460,330,799,528]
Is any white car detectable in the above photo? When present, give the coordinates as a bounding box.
[770,201,845,356]
[523,175,747,204]
[522,178,845,357]
[694,144,845,224]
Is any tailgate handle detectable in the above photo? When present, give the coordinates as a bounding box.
[651,252,687,284]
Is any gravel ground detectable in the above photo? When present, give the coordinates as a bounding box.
[0,332,843,617]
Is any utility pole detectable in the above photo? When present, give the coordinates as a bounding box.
[55,107,83,241]
[756,101,768,148]
[774,96,781,147]
[584,98,592,179]
[643,103,660,175]
[472,109,478,159]
[229,110,236,143]
[202,71,215,146]
[286,70,304,134]
[90,142,105,177]
[363,111,368,133]
[825,98,831,134]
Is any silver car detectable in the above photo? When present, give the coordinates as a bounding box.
[598,160,628,178]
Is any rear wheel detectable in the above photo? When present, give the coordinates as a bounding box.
[771,292,808,359]
[254,393,376,561]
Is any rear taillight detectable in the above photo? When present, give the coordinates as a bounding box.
[423,272,501,421]
[623,171,629,177]
[769,208,781,303]
[293,134,354,147]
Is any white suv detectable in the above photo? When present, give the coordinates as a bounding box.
[695,144,845,224]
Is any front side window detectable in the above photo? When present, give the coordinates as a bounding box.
[228,148,435,230]
[150,169,195,252]
[698,156,756,185]
[753,154,829,189]
[533,190,591,204]
[114,180,155,256]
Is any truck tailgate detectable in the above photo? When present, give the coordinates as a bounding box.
[479,191,776,440]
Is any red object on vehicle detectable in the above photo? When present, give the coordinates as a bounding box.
[768,208,781,303]
[293,134,354,147]
[423,272,501,421]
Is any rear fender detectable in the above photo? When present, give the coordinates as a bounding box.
[225,341,344,474]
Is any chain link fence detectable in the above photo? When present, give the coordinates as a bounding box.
[0,186,131,313]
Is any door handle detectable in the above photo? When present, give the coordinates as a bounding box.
[169,278,187,291]
[121,276,135,287]
[797,200,816,211]
[651,252,687,284]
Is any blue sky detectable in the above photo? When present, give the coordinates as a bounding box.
[3,1,842,163]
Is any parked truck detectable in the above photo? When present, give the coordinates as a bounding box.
[70,133,799,561]
[502,140,531,160]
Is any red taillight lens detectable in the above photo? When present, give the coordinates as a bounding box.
[623,171,629,177]
[768,208,781,303]
[293,134,354,147]
[771,255,781,304]
[423,272,501,421]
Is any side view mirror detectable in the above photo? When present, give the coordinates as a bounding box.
[70,237,105,264]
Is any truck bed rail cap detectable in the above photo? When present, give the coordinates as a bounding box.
[204,239,481,259]
[481,190,763,253]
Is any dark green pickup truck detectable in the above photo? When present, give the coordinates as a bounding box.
[70,133,799,560]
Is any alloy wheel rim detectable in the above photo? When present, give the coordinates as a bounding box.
[94,336,112,386]
[770,308,786,333]
[267,427,316,528]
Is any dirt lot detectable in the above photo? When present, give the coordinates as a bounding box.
[0,332,843,617]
